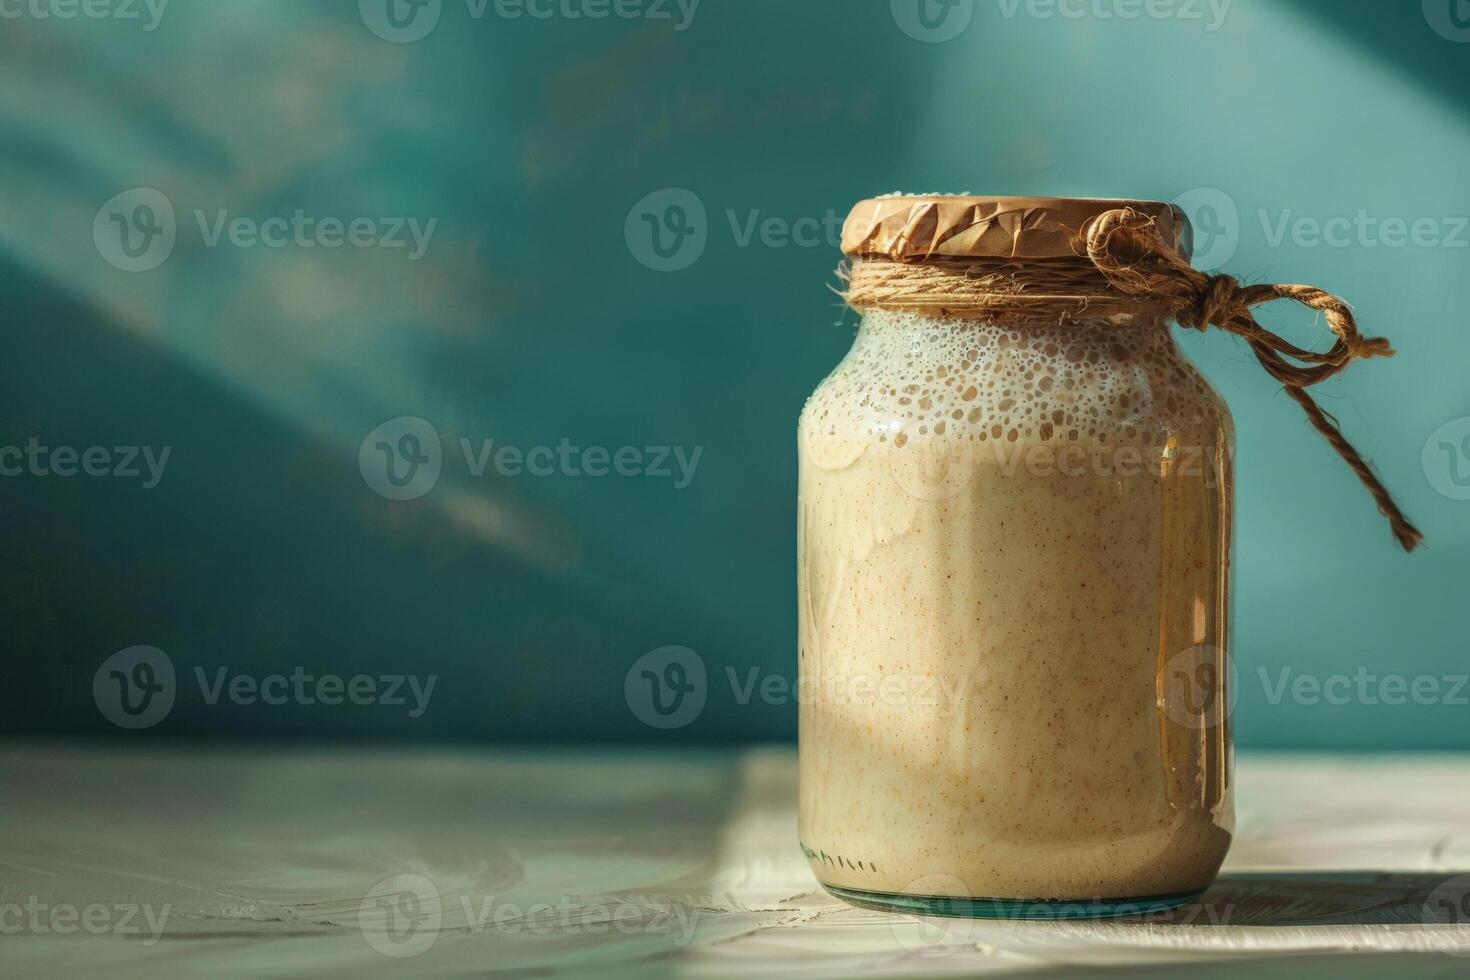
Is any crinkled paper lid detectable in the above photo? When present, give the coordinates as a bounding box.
[840,195,1192,263]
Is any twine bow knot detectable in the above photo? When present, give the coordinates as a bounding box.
[1179,272,1245,334]
[1084,208,1422,551]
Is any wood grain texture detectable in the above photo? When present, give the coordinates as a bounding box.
[1,746,1467,977]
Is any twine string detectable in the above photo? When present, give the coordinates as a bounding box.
[1085,208,1421,552]
[838,206,1423,551]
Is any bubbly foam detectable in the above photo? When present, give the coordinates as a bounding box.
[803,310,1222,452]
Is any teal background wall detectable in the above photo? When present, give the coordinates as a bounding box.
[1,0,1466,747]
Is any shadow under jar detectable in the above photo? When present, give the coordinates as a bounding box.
[797,196,1234,918]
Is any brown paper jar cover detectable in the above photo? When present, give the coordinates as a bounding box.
[840,194,1192,263]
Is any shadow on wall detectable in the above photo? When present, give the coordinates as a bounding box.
[0,256,741,744]
[1285,0,1470,113]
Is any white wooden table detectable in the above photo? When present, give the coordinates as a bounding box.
[2,745,1468,977]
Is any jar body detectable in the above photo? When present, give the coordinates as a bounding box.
[797,310,1234,914]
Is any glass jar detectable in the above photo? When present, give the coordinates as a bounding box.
[797,196,1234,918]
